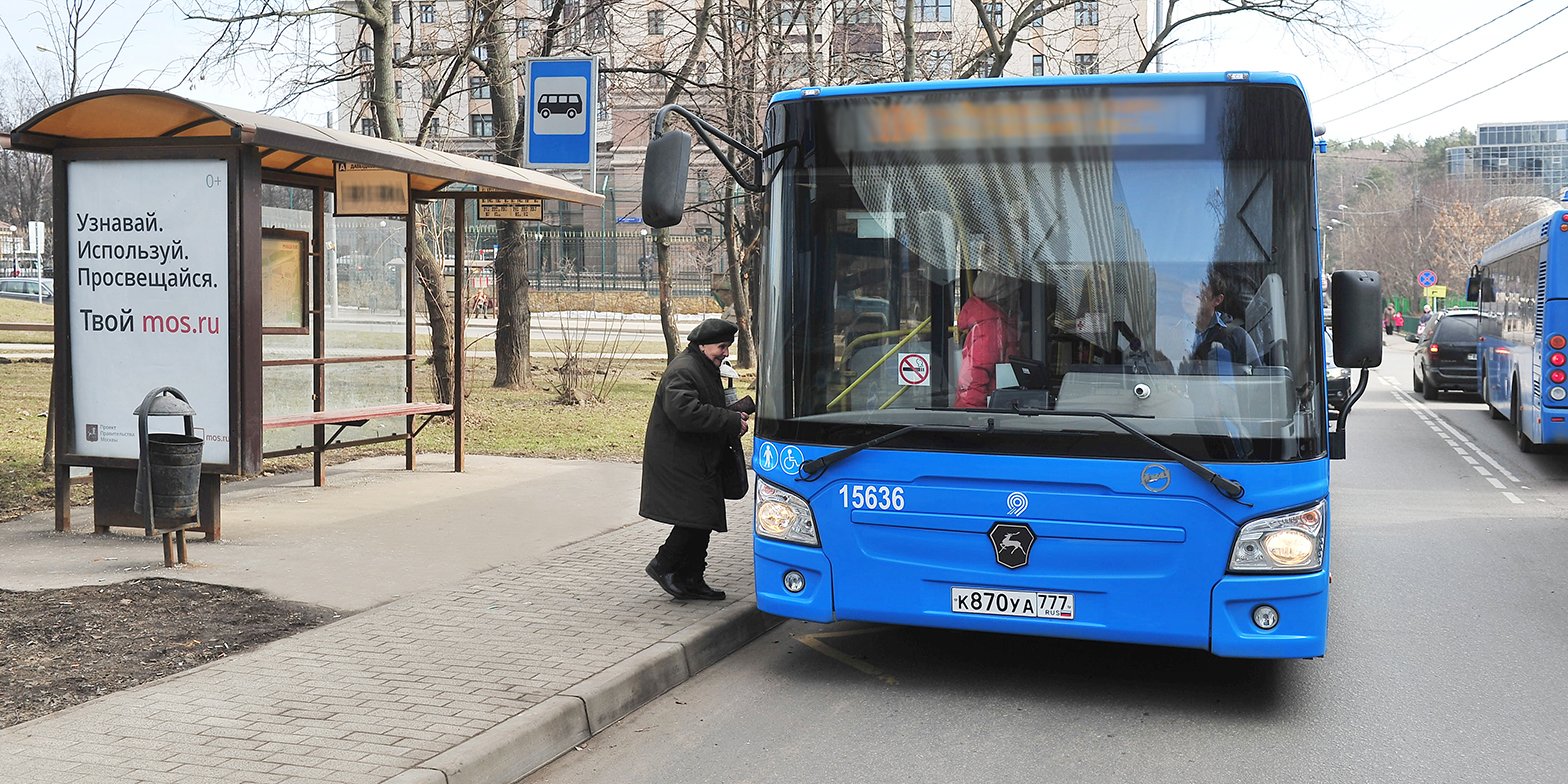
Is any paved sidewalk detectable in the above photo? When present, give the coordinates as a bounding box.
[0,456,778,784]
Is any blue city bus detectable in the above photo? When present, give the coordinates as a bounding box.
[643,73,1383,658]
[1472,209,1568,452]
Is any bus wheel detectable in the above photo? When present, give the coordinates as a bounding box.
[540,108,551,118]
[1514,383,1541,454]
[567,108,578,119]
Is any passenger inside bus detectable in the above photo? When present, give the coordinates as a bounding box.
[1181,263,1261,375]
[956,270,1020,408]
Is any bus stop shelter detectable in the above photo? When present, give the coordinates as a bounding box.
[2,88,603,540]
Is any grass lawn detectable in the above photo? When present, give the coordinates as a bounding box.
[0,298,53,344]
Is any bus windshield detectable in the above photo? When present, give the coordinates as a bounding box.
[755,82,1324,463]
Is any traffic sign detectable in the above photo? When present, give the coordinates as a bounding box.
[1424,285,1447,299]
[1417,269,1437,288]
[525,57,597,171]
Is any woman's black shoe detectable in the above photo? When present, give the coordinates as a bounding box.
[646,560,696,600]
[678,576,726,601]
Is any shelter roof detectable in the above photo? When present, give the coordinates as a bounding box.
[2,89,602,206]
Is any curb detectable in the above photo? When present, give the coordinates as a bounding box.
[383,601,782,784]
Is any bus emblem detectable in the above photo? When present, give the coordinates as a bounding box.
[1005,492,1028,516]
[989,523,1035,569]
[1141,464,1171,493]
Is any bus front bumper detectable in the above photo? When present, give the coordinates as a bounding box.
[755,538,1328,658]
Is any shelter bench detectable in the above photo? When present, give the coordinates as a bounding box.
[263,402,455,486]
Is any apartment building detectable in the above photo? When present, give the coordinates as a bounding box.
[335,0,1151,229]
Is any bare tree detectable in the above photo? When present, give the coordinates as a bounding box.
[182,0,491,402]
[1136,0,1373,73]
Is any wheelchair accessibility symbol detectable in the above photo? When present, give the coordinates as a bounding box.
[780,446,805,476]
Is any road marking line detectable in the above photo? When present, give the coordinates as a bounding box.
[794,630,898,685]
[1380,374,1526,506]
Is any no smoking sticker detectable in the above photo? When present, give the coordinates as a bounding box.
[897,353,931,386]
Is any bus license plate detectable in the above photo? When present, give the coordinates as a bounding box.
[951,587,1074,620]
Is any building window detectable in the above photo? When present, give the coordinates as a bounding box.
[431,116,442,136]
[476,153,494,162]
[1074,53,1098,74]
[393,43,402,60]
[1075,1,1099,26]
[394,81,402,99]
[420,4,435,23]
[357,45,373,63]
[734,9,750,32]
[392,3,401,23]
[517,17,531,34]
[1032,55,1044,76]
[360,79,372,98]
[917,0,952,22]
[648,9,664,35]
[1026,1,1045,26]
[360,118,376,135]
[474,45,490,61]
[470,114,494,136]
[470,76,490,99]
[979,2,1003,27]
[585,8,608,38]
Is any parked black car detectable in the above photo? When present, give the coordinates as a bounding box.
[1412,308,1481,399]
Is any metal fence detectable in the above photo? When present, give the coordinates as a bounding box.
[469,226,724,298]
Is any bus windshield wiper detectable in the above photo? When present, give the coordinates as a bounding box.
[797,420,992,482]
[1002,406,1248,503]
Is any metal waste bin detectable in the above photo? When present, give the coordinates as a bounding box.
[132,388,203,562]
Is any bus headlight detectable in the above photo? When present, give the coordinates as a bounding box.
[1229,500,1325,573]
[756,479,819,546]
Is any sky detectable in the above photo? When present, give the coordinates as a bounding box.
[1161,0,1568,143]
[2,0,1564,144]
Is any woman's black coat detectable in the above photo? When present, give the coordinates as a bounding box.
[639,346,746,532]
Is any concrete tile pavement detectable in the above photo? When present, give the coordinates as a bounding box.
[0,457,779,783]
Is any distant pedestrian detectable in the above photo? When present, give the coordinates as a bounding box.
[1392,310,1404,333]
[637,253,653,291]
[1384,304,1395,336]
[641,318,749,601]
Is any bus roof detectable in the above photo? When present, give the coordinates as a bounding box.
[769,71,1308,104]
[1478,210,1568,267]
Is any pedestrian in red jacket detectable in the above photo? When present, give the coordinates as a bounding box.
[956,270,1019,408]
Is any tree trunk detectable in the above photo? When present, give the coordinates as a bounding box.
[412,226,455,403]
[657,229,680,360]
[723,189,755,368]
[494,221,532,386]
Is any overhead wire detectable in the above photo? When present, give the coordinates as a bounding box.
[1322,2,1568,125]
[1351,46,1568,141]
[1315,0,1541,102]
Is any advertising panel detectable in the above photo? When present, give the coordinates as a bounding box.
[67,158,232,465]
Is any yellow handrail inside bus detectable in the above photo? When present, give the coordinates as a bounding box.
[828,316,933,410]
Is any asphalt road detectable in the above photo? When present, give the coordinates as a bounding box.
[526,339,1568,784]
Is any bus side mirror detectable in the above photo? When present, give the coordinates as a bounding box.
[642,130,692,229]
[1330,269,1383,369]
[1465,276,1495,302]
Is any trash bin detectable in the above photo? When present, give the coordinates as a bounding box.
[135,432,203,528]
[132,387,203,533]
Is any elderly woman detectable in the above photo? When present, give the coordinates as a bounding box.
[641,318,750,601]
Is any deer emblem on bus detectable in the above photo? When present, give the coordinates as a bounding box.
[988,523,1036,569]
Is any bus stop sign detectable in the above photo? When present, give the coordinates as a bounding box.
[525,57,597,170]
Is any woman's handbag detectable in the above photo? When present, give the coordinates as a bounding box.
[720,438,749,499]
